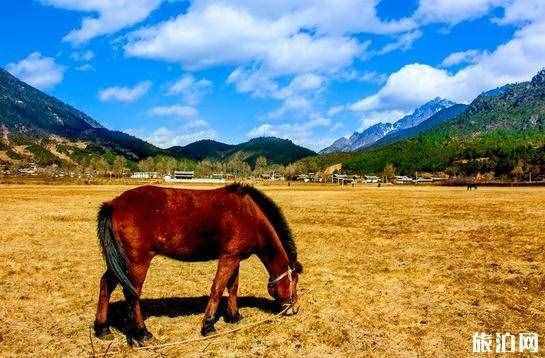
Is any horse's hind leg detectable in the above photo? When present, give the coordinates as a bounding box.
[225,263,242,323]
[94,270,117,339]
[125,259,153,346]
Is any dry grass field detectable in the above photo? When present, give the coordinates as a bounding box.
[1,183,544,356]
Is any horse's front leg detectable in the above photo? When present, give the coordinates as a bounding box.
[201,256,239,336]
[225,263,243,323]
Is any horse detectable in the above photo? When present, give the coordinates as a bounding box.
[93,183,303,345]
[467,183,478,190]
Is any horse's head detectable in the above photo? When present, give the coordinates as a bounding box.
[267,261,303,315]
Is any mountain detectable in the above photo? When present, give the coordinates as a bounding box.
[167,139,235,161]
[372,103,468,148]
[342,69,545,177]
[232,137,316,165]
[321,97,457,153]
[168,137,316,165]
[0,68,165,165]
[0,68,314,168]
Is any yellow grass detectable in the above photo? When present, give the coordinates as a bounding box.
[1,184,544,356]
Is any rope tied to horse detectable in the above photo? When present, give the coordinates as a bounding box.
[88,287,311,357]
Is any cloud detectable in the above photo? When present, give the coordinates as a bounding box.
[359,110,409,129]
[40,0,163,44]
[98,81,151,102]
[327,105,345,117]
[227,69,327,120]
[6,52,64,89]
[336,70,387,84]
[75,63,94,71]
[440,49,483,67]
[267,96,313,119]
[375,30,423,55]
[247,114,331,150]
[414,0,506,25]
[125,2,374,76]
[148,105,199,119]
[227,68,280,98]
[168,74,212,105]
[129,126,217,148]
[350,2,545,124]
[70,50,94,61]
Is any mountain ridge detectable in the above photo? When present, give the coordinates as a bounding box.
[321,97,458,153]
[0,68,315,167]
[341,69,545,177]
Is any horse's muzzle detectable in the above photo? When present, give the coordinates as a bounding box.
[282,303,299,316]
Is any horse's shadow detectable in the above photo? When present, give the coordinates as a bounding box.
[108,296,277,336]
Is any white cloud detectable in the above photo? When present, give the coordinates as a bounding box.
[267,96,313,119]
[6,52,64,89]
[440,49,483,67]
[168,74,212,105]
[359,110,409,129]
[247,114,331,150]
[414,0,506,25]
[227,69,327,120]
[278,73,325,97]
[98,81,151,102]
[327,105,345,117]
[125,2,372,76]
[131,126,217,148]
[41,0,163,44]
[227,68,280,98]
[191,0,416,35]
[70,50,94,61]
[75,63,94,71]
[148,105,199,119]
[351,2,545,120]
[376,30,423,55]
[336,69,387,84]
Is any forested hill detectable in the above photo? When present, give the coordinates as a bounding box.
[0,68,315,168]
[169,137,316,166]
[320,69,545,179]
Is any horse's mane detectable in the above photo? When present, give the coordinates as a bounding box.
[225,183,302,272]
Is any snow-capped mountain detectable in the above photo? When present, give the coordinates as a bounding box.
[321,97,458,153]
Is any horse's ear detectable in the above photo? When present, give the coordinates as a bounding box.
[293,261,303,274]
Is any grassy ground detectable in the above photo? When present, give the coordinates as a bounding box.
[0,183,544,356]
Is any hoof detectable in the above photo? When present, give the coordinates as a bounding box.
[94,323,114,340]
[224,311,243,324]
[200,319,216,336]
[128,328,154,347]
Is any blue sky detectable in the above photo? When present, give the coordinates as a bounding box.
[1,1,544,151]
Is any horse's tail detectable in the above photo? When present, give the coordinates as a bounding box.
[97,202,137,297]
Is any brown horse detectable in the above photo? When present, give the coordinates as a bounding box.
[93,183,303,345]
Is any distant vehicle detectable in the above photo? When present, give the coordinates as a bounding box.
[395,175,414,184]
[364,175,380,183]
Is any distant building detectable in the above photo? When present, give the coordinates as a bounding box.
[172,171,195,180]
[331,173,354,184]
[131,172,160,179]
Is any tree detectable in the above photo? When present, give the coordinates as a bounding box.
[195,159,215,177]
[89,156,110,176]
[138,157,155,172]
[382,163,396,182]
[511,159,525,181]
[226,153,251,177]
[154,156,177,175]
[253,156,268,177]
[112,156,126,177]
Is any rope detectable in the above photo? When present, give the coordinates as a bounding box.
[89,289,310,357]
